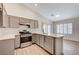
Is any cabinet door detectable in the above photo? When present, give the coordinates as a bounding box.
[14,35,20,48]
[0,39,14,55]
[36,34,40,45]
[20,17,30,24]
[55,38,63,55]
[32,34,36,43]
[30,20,35,28]
[9,15,20,28]
[39,35,44,47]
[44,36,54,53]
[34,20,38,28]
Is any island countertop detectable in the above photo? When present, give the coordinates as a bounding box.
[32,32,64,38]
[0,34,16,41]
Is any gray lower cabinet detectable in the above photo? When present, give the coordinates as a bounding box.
[32,34,37,43]
[14,35,20,48]
[39,35,44,48]
[32,34,54,54]
[44,36,54,54]
[32,34,63,55]
[35,34,40,45]
[32,34,53,54]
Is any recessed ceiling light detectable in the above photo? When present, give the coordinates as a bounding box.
[55,15,60,17]
[34,4,38,6]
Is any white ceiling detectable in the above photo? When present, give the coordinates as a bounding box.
[23,3,79,21]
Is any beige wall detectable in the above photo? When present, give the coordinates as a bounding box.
[0,3,53,35]
[53,17,79,42]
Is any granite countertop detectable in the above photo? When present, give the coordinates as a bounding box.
[32,32,64,38]
[0,34,16,41]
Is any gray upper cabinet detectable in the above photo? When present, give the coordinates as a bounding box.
[0,4,39,28]
[34,20,38,28]
[20,17,30,24]
[30,19,35,28]
[30,20,38,28]
[9,15,20,28]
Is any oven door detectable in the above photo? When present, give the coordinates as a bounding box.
[20,36,32,43]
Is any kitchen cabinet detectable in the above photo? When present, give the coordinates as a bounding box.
[34,20,38,28]
[55,38,63,55]
[44,36,54,53]
[20,17,38,29]
[9,15,20,28]
[14,35,20,48]
[39,35,44,48]
[0,39,15,55]
[36,34,40,45]
[20,17,30,24]
[30,19,35,28]
[32,34,37,43]
[35,34,40,45]
[32,33,63,55]
[32,34,44,47]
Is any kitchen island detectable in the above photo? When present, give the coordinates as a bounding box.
[0,34,15,55]
[32,33,64,55]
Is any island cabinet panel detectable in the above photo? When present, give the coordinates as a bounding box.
[0,39,14,55]
[9,15,20,28]
[55,38,63,55]
[44,36,54,54]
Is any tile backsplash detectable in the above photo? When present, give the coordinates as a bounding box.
[0,26,42,35]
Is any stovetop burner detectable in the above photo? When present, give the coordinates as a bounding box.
[19,30,31,34]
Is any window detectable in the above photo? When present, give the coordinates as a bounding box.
[68,23,72,34]
[64,24,67,34]
[43,24,48,34]
[57,25,60,33]
[60,24,63,33]
[48,25,51,34]
[56,23,72,34]
[43,24,51,34]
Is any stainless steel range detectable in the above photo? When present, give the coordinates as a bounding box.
[19,30,32,48]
